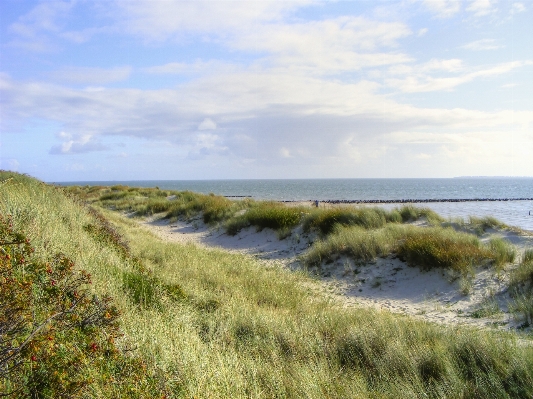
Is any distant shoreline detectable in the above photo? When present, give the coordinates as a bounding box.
[277,198,533,204]
[454,176,533,179]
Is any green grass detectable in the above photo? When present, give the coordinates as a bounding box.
[7,173,532,397]
[488,237,517,268]
[509,249,533,326]
[469,215,508,232]
[397,205,445,225]
[397,226,492,273]
[303,224,516,275]
[67,186,447,240]
[303,225,402,266]
[469,295,502,319]
[443,215,512,236]
[302,207,399,235]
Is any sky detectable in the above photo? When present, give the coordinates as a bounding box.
[0,0,532,182]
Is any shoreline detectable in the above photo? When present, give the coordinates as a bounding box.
[279,200,533,233]
[276,197,533,204]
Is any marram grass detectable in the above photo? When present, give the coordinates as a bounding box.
[3,172,533,398]
[303,223,517,275]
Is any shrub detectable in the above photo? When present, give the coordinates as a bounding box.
[0,214,122,397]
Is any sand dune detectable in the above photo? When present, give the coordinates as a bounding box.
[142,215,533,330]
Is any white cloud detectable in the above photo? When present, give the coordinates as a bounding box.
[198,118,217,130]
[187,133,228,160]
[2,0,533,178]
[9,1,73,37]
[461,39,501,51]
[386,61,531,92]
[279,147,292,158]
[421,58,464,72]
[49,66,132,84]
[510,2,526,14]
[50,132,107,154]
[420,0,461,18]
[117,2,413,75]
[466,0,497,16]
[230,17,412,74]
[8,1,74,51]
[112,0,313,41]
[143,60,238,75]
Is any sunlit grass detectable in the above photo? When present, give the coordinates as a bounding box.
[5,174,524,397]
[303,224,516,275]
[509,249,533,326]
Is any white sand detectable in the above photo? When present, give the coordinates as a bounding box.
[141,214,533,330]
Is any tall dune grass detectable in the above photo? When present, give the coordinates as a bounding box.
[304,224,516,275]
[2,172,532,398]
[509,249,533,326]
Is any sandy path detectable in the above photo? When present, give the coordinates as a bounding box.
[141,215,533,331]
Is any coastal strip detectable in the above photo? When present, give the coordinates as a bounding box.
[222,196,533,204]
[222,196,533,203]
[281,198,533,204]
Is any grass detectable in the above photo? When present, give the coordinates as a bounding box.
[303,225,401,266]
[469,215,508,232]
[6,173,532,397]
[487,237,517,268]
[303,224,515,276]
[443,215,513,236]
[66,186,447,240]
[469,294,502,319]
[508,249,533,326]
[397,204,445,225]
[397,226,493,273]
[302,207,399,235]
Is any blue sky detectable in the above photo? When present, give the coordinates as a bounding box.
[1,0,532,181]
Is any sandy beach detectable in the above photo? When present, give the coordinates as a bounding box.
[141,211,533,331]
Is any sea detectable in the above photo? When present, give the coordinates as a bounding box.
[59,178,533,231]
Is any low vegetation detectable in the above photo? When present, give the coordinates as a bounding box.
[301,206,401,235]
[304,224,516,275]
[3,173,531,397]
[0,176,168,397]
[509,249,533,327]
[65,185,443,238]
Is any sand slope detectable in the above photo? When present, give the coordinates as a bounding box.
[142,215,533,330]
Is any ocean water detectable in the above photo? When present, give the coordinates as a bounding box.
[60,178,533,231]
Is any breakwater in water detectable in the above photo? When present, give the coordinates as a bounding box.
[60,178,533,230]
[281,198,533,204]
